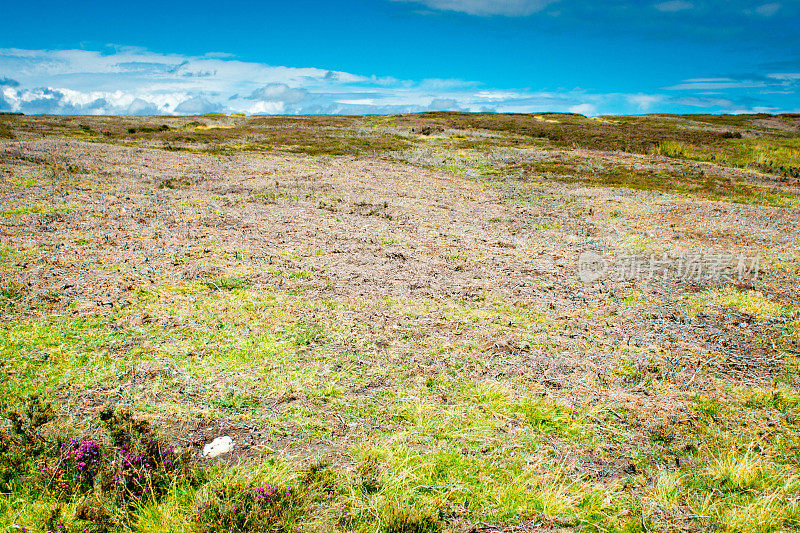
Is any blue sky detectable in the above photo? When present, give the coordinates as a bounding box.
[1,0,798,115]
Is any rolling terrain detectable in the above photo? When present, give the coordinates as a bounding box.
[0,111,799,533]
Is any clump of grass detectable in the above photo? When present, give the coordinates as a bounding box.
[691,395,723,419]
[1,203,77,217]
[533,221,562,231]
[210,390,260,412]
[291,322,325,347]
[648,423,677,445]
[743,389,799,412]
[383,502,442,533]
[653,470,683,507]
[1,205,45,217]
[512,398,585,439]
[289,269,313,279]
[614,360,648,386]
[204,276,251,291]
[158,177,192,189]
[300,459,338,500]
[355,456,381,494]
[0,281,25,310]
[658,140,693,158]
[707,447,767,492]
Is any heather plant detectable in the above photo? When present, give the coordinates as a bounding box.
[11,407,196,532]
[193,481,304,533]
[38,439,104,494]
[39,411,192,505]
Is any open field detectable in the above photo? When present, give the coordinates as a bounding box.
[0,111,799,533]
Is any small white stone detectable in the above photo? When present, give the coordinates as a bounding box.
[203,436,234,458]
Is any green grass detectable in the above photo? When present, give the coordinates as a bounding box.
[497,159,799,207]
[1,203,77,217]
[1,282,798,532]
[1,205,46,217]
[203,276,251,291]
[658,137,800,179]
[687,287,789,320]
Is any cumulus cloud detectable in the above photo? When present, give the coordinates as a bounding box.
[428,98,465,111]
[0,46,797,116]
[626,94,663,111]
[654,1,693,12]
[246,83,308,104]
[568,103,596,115]
[173,97,223,115]
[393,0,559,17]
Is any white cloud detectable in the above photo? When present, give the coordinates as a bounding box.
[654,1,693,12]
[245,83,308,104]
[0,47,605,116]
[569,103,596,115]
[769,72,800,80]
[755,3,781,16]
[392,0,559,17]
[731,106,777,114]
[475,90,527,100]
[0,46,793,117]
[626,94,663,111]
[336,99,376,105]
[665,78,766,90]
[246,101,289,114]
[174,97,221,115]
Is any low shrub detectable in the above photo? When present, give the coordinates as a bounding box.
[5,403,195,532]
[193,481,304,533]
[0,394,55,485]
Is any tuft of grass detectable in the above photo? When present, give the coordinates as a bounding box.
[743,388,800,412]
[291,322,326,347]
[653,470,683,507]
[383,502,442,533]
[657,140,694,158]
[210,390,260,412]
[204,276,251,291]
[707,447,767,492]
[289,269,314,279]
[0,121,13,139]
[0,282,25,310]
[691,395,723,419]
[512,398,587,440]
[533,221,562,231]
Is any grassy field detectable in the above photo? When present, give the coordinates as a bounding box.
[0,112,799,533]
